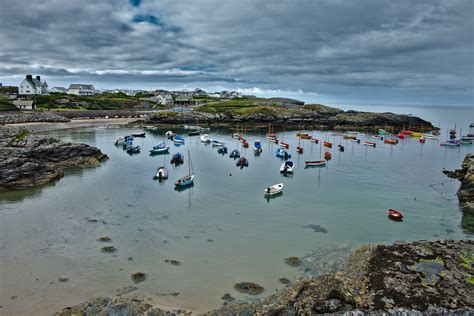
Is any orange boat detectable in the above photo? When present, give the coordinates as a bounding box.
[242,140,249,148]
[300,134,311,139]
[388,209,404,220]
[343,135,357,140]
[280,142,289,149]
[324,141,332,148]
[384,139,398,145]
[324,152,332,160]
[296,132,309,137]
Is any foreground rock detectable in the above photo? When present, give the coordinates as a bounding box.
[56,240,473,315]
[0,127,108,191]
[210,240,473,315]
[147,103,434,131]
[0,111,70,124]
[444,153,474,233]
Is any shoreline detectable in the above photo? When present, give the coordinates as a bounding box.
[5,117,142,132]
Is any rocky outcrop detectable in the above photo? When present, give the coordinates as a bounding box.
[444,153,474,233]
[147,105,433,131]
[210,240,473,315]
[0,112,70,124]
[0,127,107,191]
[56,240,473,315]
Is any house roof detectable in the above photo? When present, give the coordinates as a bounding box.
[26,78,48,89]
[69,84,95,90]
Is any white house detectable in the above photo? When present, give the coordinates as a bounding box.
[18,75,48,96]
[50,86,67,93]
[13,100,35,110]
[67,84,96,96]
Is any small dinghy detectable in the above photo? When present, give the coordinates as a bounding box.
[323,141,332,148]
[264,183,284,196]
[173,135,185,145]
[126,145,141,154]
[232,133,242,140]
[236,157,249,168]
[280,142,289,149]
[212,140,225,147]
[171,153,184,165]
[372,135,384,140]
[132,132,146,137]
[200,134,211,144]
[305,160,326,167]
[188,130,200,136]
[114,137,124,145]
[310,138,319,143]
[241,139,249,148]
[388,209,404,221]
[397,132,405,139]
[280,160,294,173]
[230,149,240,159]
[440,141,460,147]
[384,139,398,145]
[337,144,345,152]
[275,148,291,160]
[150,141,170,155]
[363,141,376,147]
[123,140,133,149]
[153,166,169,180]
[217,146,228,155]
[253,140,262,155]
[165,131,174,139]
[324,152,332,160]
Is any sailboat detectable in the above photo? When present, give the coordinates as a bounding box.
[305,141,326,167]
[461,123,474,141]
[175,150,194,187]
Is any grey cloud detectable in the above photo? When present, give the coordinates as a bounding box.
[0,0,472,105]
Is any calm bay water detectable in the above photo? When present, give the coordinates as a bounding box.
[0,105,473,315]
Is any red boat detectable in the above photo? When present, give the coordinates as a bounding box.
[388,209,404,220]
[310,138,319,143]
[269,138,279,144]
[241,139,249,148]
[401,130,413,135]
[397,132,405,139]
[305,160,326,167]
[300,134,311,139]
[324,141,332,148]
[280,142,289,149]
[419,137,426,144]
[363,141,376,147]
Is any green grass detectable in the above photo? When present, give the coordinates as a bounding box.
[465,276,474,284]
[14,130,29,141]
[460,252,473,270]
[0,95,18,111]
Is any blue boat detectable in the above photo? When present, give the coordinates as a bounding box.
[253,140,262,155]
[217,146,228,155]
[150,141,170,154]
[173,135,185,145]
[275,148,291,160]
[171,153,184,165]
[123,139,133,149]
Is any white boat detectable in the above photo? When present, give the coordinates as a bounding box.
[114,137,124,145]
[280,161,294,173]
[423,134,440,140]
[200,134,211,143]
[153,166,168,180]
[212,140,225,147]
[165,131,174,139]
[264,183,284,196]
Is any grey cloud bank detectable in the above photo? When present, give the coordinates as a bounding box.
[0,0,472,106]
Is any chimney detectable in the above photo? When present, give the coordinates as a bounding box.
[26,75,32,80]
[36,76,41,81]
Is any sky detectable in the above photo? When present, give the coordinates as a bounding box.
[0,0,473,106]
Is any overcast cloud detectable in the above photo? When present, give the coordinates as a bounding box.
[0,0,472,105]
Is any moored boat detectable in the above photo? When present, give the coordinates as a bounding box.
[388,209,404,220]
[126,145,141,154]
[397,132,405,139]
[323,141,332,148]
[363,141,376,147]
[188,130,200,136]
[440,141,460,147]
[131,132,146,137]
[280,142,289,149]
[343,135,357,140]
[275,148,291,160]
[114,137,124,145]
[410,132,423,137]
[212,140,225,147]
[337,144,345,151]
[165,131,174,139]
[171,153,184,165]
[217,146,228,154]
[264,183,283,196]
[236,157,249,168]
[324,152,332,160]
[150,141,170,154]
[310,138,319,143]
[384,138,398,145]
[305,160,326,167]
[200,134,211,143]
[175,151,194,187]
[229,149,240,159]
[372,135,384,140]
[253,140,262,154]
[153,166,169,180]
[280,160,294,173]
[173,135,185,145]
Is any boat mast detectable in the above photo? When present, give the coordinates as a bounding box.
[188,150,194,175]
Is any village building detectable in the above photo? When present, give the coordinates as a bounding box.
[18,75,48,96]
[13,100,35,110]
[50,87,68,93]
[67,84,96,96]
